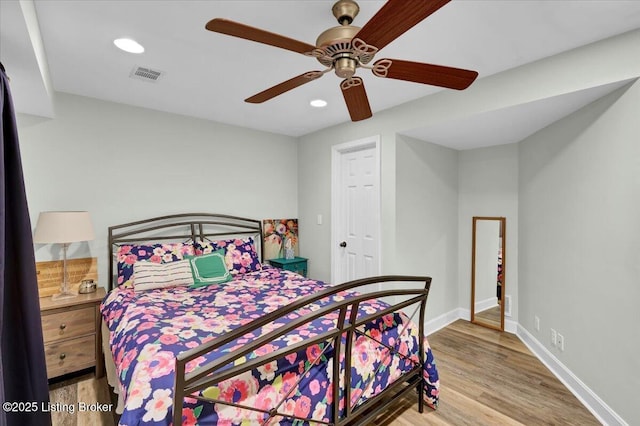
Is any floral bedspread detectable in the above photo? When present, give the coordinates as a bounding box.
[101,267,439,425]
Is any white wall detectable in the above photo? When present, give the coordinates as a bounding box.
[297,129,459,321]
[395,135,459,319]
[519,81,640,425]
[458,144,519,321]
[17,92,298,286]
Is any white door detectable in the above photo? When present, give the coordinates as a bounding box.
[332,136,381,284]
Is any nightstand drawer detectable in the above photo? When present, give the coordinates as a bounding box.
[39,287,106,380]
[44,335,96,379]
[268,257,308,277]
[41,306,96,343]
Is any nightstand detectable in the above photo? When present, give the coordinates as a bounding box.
[39,287,106,380]
[269,257,308,277]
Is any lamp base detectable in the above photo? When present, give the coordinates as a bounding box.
[51,290,78,301]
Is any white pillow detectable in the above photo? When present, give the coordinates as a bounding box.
[132,259,194,291]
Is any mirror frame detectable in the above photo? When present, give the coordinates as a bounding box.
[471,216,506,331]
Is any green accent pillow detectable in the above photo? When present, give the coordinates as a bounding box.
[188,250,232,288]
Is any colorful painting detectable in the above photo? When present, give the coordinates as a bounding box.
[262,219,299,260]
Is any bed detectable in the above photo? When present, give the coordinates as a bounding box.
[101,213,439,425]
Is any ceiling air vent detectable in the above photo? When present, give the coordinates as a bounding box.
[129,66,164,82]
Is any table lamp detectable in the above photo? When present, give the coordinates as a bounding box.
[33,211,95,300]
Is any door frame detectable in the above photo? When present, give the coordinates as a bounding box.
[331,135,382,284]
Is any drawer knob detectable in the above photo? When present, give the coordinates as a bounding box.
[59,353,66,360]
[59,323,67,331]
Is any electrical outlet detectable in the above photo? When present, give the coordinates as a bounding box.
[551,328,557,346]
[534,315,540,331]
[557,333,565,351]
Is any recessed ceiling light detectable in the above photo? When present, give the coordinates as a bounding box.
[114,38,145,54]
[310,99,327,108]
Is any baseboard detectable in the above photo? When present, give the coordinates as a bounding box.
[425,308,467,336]
[504,318,518,334]
[517,324,627,426]
[428,307,518,334]
[424,309,626,425]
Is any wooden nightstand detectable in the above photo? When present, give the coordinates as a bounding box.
[39,287,106,380]
[269,257,308,277]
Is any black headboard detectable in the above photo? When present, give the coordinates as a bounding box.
[108,213,263,291]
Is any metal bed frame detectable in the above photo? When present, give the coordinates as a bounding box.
[108,213,263,291]
[107,213,432,426]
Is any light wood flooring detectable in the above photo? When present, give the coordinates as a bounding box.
[374,320,599,425]
[49,320,599,425]
[48,370,114,426]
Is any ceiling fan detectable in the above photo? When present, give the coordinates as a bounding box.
[205,0,478,122]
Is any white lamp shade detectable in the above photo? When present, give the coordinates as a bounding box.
[33,211,95,244]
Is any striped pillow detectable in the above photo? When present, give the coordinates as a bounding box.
[132,259,194,291]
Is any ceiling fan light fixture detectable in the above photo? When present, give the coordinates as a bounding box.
[310,99,328,108]
[114,38,145,54]
[334,57,357,79]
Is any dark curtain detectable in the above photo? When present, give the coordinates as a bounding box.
[0,63,51,425]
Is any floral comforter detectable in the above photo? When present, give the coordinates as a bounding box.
[101,267,439,425]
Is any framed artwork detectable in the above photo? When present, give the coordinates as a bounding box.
[262,219,299,260]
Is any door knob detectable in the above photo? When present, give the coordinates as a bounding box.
[339,241,347,248]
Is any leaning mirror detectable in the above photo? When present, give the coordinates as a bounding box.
[471,217,506,331]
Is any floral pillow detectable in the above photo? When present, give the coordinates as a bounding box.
[195,237,262,275]
[116,242,195,287]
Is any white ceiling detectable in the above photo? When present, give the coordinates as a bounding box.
[2,0,640,148]
[400,79,634,150]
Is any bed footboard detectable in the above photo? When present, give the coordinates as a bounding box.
[172,275,432,425]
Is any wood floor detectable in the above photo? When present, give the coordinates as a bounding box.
[49,320,599,425]
[374,320,599,425]
[48,370,114,426]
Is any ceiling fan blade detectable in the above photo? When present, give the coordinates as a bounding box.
[372,58,478,90]
[340,77,372,122]
[355,0,450,51]
[206,18,316,55]
[245,71,324,103]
